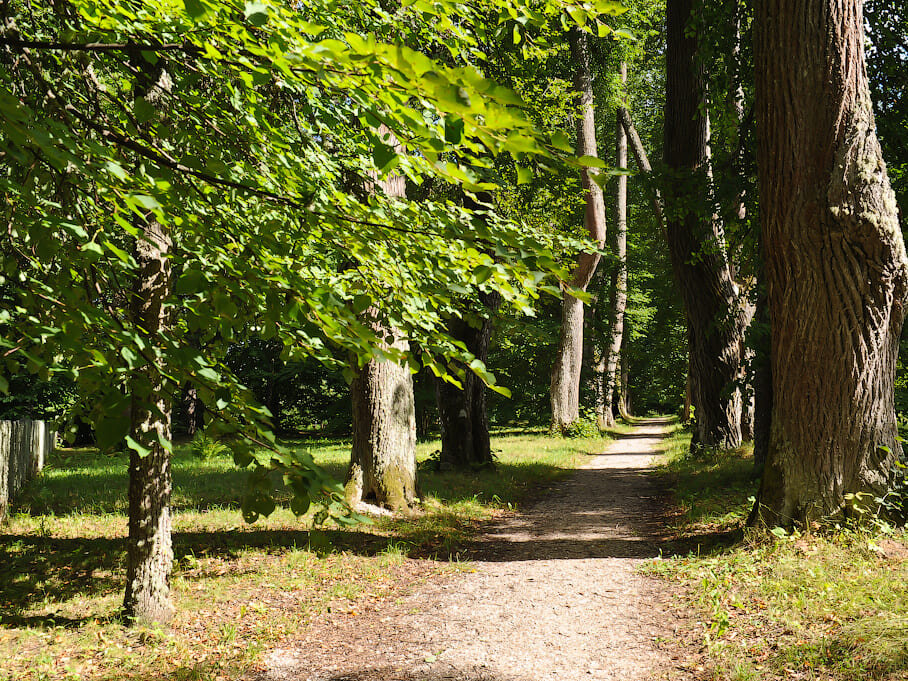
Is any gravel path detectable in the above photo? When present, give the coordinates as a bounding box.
[257,419,690,681]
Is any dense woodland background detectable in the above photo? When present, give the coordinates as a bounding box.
[2,0,905,434]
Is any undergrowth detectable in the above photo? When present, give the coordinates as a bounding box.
[649,426,908,681]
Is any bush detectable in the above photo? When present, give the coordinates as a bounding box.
[190,431,230,460]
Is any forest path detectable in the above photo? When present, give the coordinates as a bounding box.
[257,419,692,681]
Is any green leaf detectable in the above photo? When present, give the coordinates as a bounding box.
[244,1,269,27]
[290,494,311,517]
[183,0,207,19]
[516,166,533,185]
[372,141,398,172]
[96,414,131,451]
[578,155,607,168]
[770,527,788,539]
[125,436,151,458]
[445,116,464,144]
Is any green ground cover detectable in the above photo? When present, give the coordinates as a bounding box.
[650,427,908,681]
[0,431,604,681]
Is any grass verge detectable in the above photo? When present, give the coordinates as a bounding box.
[1,429,605,681]
[648,427,908,681]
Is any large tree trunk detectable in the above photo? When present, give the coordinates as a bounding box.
[751,286,771,475]
[346,318,417,511]
[750,0,908,526]
[124,58,174,625]
[600,63,630,430]
[436,293,500,469]
[346,126,417,511]
[664,0,746,450]
[550,29,607,432]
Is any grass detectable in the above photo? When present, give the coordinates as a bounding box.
[0,429,606,681]
[648,426,908,680]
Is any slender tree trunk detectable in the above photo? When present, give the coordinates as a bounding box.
[664,0,746,450]
[346,126,417,511]
[551,29,607,432]
[750,0,908,527]
[124,57,174,625]
[436,293,500,469]
[182,384,203,437]
[600,63,630,430]
[619,109,664,229]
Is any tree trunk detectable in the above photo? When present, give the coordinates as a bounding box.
[124,57,174,625]
[436,293,500,469]
[550,29,607,432]
[182,384,203,437]
[751,286,771,475]
[600,63,630,430]
[346,317,417,511]
[619,109,664,229]
[750,0,908,526]
[346,125,417,511]
[664,0,746,450]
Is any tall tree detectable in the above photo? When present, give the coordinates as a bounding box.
[598,62,630,429]
[550,29,607,432]
[750,0,908,526]
[664,0,747,449]
[346,128,418,511]
[123,55,174,624]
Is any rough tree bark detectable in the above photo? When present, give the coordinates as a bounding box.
[550,29,607,432]
[346,317,417,511]
[599,63,630,430]
[345,127,417,511]
[750,0,908,526]
[123,56,174,625]
[436,292,501,469]
[664,0,747,450]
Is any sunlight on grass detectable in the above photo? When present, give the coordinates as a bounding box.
[648,425,908,681]
[0,429,605,681]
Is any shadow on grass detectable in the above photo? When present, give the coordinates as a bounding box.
[0,527,397,626]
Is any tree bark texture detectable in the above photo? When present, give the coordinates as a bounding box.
[750,0,908,526]
[751,286,771,475]
[123,58,174,625]
[619,108,665,230]
[550,29,607,432]
[436,293,501,469]
[599,63,630,430]
[346,125,417,511]
[664,0,747,450]
[346,317,417,511]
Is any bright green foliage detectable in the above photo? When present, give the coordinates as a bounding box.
[0,0,627,520]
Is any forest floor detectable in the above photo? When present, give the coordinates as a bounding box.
[254,418,701,681]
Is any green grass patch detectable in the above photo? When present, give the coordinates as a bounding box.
[649,427,908,680]
[0,429,604,681]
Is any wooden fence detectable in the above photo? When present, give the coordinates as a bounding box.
[0,420,53,520]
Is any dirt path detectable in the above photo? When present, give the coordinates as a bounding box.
[257,419,692,681]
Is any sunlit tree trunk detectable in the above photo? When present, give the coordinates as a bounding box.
[750,0,908,526]
[346,126,417,511]
[665,0,746,450]
[550,29,607,432]
[347,316,417,511]
[600,63,630,430]
[124,56,174,625]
